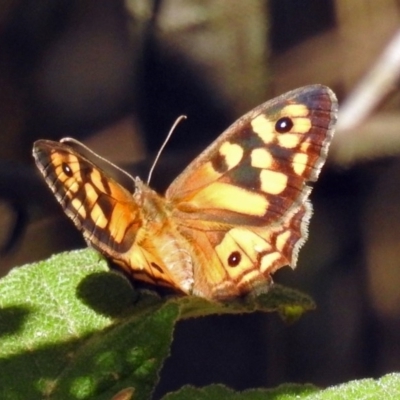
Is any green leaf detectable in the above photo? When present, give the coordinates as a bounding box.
[176,283,314,321]
[0,250,178,400]
[161,383,318,400]
[0,249,315,399]
[307,372,400,399]
[162,373,400,400]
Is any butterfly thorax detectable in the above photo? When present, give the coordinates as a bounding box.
[119,178,195,294]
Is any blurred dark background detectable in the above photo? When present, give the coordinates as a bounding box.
[1,0,400,398]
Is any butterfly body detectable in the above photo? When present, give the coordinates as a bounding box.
[33,85,338,301]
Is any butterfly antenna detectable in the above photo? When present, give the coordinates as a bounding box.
[60,137,137,187]
[147,115,187,185]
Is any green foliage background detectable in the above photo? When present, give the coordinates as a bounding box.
[0,249,398,399]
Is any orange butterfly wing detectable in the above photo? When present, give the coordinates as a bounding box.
[165,85,337,298]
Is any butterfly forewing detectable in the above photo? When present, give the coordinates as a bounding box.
[166,85,336,224]
[33,140,143,258]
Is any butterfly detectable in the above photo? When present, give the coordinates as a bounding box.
[33,85,338,301]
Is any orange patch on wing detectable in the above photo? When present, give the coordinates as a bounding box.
[90,168,105,191]
[260,252,281,272]
[189,182,269,216]
[90,202,107,229]
[251,148,273,169]
[281,104,309,118]
[251,115,275,143]
[278,134,300,148]
[292,153,308,176]
[71,198,86,219]
[83,182,99,208]
[65,180,80,194]
[179,162,223,197]
[293,118,312,134]
[219,142,244,169]
[276,230,291,252]
[229,228,272,258]
[260,170,288,194]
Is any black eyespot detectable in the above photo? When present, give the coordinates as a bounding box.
[275,117,293,133]
[62,162,73,177]
[228,251,241,267]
